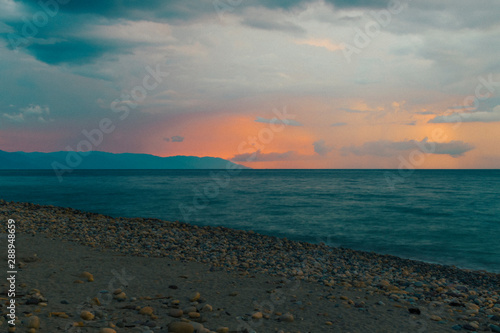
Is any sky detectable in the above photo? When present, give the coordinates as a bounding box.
[1,0,500,169]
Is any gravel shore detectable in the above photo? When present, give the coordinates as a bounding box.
[1,200,499,332]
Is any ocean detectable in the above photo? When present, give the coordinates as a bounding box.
[1,169,499,273]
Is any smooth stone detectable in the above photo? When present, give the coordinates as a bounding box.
[190,292,201,302]
[183,306,197,313]
[462,324,477,331]
[280,313,294,322]
[451,325,462,331]
[188,312,200,318]
[168,322,194,333]
[216,327,229,333]
[490,324,500,333]
[139,306,154,315]
[27,316,40,329]
[169,309,184,318]
[80,271,94,282]
[252,312,263,319]
[80,311,95,320]
[100,329,117,333]
[201,304,213,312]
[114,292,127,301]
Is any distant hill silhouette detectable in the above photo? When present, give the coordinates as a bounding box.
[0,150,249,169]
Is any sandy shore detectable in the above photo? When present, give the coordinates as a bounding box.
[0,201,499,332]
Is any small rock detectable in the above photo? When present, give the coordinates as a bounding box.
[114,292,127,301]
[201,304,213,312]
[168,321,195,333]
[451,324,462,330]
[139,306,154,315]
[183,306,197,313]
[188,312,200,318]
[49,312,69,318]
[462,324,477,331]
[252,312,263,319]
[280,313,294,322]
[190,292,201,302]
[80,272,94,282]
[27,316,40,329]
[489,324,500,333]
[430,315,442,321]
[80,311,94,321]
[169,309,184,318]
[216,327,229,333]
[100,329,117,333]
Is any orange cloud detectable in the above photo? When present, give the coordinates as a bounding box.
[295,38,344,52]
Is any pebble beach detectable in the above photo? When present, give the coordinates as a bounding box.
[1,200,500,332]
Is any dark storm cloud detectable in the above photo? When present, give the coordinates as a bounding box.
[16,0,210,21]
[24,38,134,65]
[15,0,391,22]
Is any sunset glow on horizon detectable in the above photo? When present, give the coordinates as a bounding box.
[1,0,500,169]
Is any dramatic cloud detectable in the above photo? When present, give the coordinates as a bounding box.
[1,0,499,167]
[313,140,334,156]
[231,150,300,162]
[429,106,500,123]
[342,138,475,158]
[255,116,302,126]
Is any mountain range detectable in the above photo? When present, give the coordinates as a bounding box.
[0,150,248,170]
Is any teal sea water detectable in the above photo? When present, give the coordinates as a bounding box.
[0,169,499,273]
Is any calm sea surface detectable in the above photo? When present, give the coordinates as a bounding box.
[1,169,499,273]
